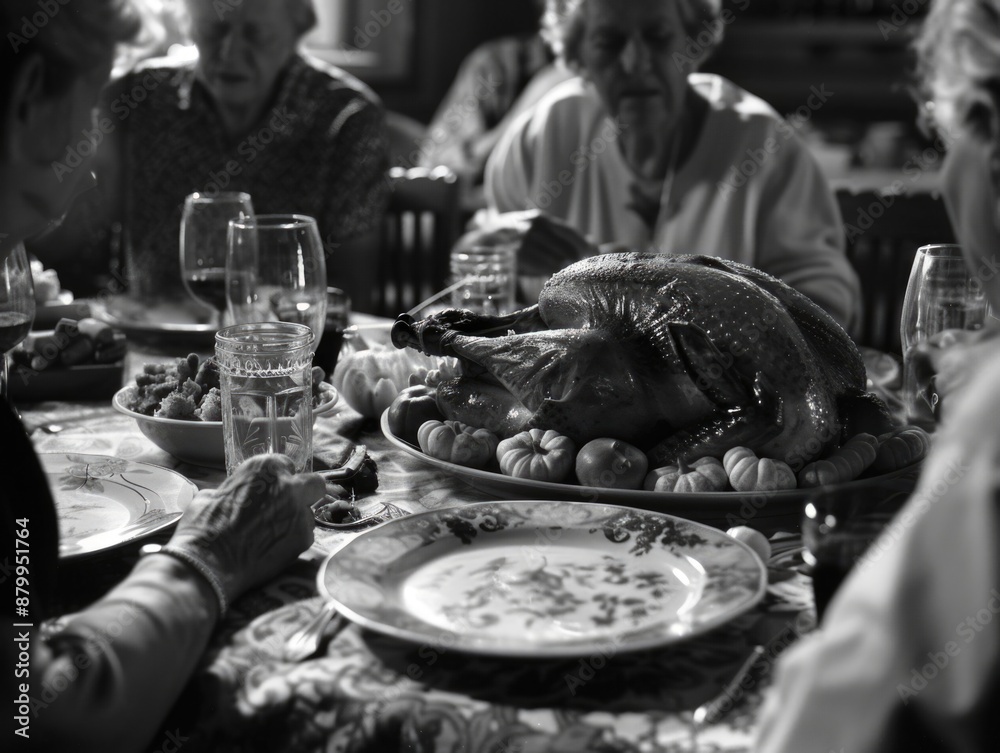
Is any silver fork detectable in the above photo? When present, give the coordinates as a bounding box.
[688,644,767,750]
[283,601,344,662]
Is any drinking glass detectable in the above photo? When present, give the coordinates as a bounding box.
[215,322,315,475]
[227,214,327,344]
[450,243,517,315]
[801,478,913,623]
[900,244,989,428]
[180,191,255,323]
[0,243,36,404]
[313,287,352,376]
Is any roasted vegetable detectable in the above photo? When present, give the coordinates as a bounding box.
[386,384,443,446]
[575,438,648,490]
[496,428,576,482]
[797,432,879,488]
[872,426,931,473]
[644,457,728,493]
[724,447,797,492]
[417,420,499,469]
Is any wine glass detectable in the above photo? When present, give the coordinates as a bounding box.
[180,192,255,324]
[1,243,36,405]
[226,214,327,345]
[899,244,989,428]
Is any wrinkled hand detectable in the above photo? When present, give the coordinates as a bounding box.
[464,210,599,276]
[167,455,325,604]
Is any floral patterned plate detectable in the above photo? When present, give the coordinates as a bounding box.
[41,453,198,559]
[318,500,767,657]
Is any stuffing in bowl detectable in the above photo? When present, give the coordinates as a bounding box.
[113,353,338,467]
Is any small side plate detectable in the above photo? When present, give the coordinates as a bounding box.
[41,453,197,559]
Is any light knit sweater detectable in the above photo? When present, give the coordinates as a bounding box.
[486,73,859,329]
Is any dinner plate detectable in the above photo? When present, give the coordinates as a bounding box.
[41,453,197,559]
[92,296,218,349]
[380,411,923,533]
[318,499,767,657]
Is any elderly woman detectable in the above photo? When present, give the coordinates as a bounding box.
[34,0,388,310]
[755,2,1000,752]
[1,3,324,751]
[486,0,859,329]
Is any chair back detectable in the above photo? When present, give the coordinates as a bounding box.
[374,166,462,318]
[836,188,956,355]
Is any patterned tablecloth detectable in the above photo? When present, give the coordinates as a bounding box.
[21,338,817,753]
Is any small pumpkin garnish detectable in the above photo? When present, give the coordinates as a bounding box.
[644,457,728,493]
[723,447,797,492]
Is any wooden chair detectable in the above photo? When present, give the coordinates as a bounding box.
[373,166,462,319]
[836,188,956,355]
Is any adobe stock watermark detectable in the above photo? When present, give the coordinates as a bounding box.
[197,105,295,197]
[855,456,972,574]
[718,84,835,197]
[7,0,72,53]
[21,601,144,720]
[395,72,503,172]
[353,0,414,49]
[877,0,930,41]
[843,120,961,242]
[897,588,1000,704]
[528,116,628,212]
[672,0,750,71]
[52,68,173,182]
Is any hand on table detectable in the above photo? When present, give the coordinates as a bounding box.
[465,209,599,277]
[167,454,325,606]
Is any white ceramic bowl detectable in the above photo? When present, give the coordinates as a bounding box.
[112,384,339,468]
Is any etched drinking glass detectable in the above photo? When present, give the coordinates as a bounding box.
[215,322,315,475]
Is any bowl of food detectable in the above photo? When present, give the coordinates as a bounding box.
[113,353,338,468]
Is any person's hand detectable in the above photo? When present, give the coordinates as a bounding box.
[166,454,324,605]
[464,210,598,276]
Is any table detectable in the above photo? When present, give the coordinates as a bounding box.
[21,338,817,753]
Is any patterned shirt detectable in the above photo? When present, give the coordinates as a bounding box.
[97,53,388,301]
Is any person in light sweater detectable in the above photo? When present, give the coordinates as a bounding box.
[485,0,859,330]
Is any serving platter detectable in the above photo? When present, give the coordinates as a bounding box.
[41,453,197,559]
[318,499,767,657]
[380,411,923,533]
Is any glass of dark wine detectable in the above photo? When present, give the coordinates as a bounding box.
[1,243,36,404]
[801,478,913,623]
[180,192,255,325]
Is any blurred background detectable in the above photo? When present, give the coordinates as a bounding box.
[138,0,934,191]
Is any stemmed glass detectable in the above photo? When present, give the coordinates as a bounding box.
[899,244,989,427]
[180,192,255,325]
[226,214,327,345]
[0,243,36,405]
